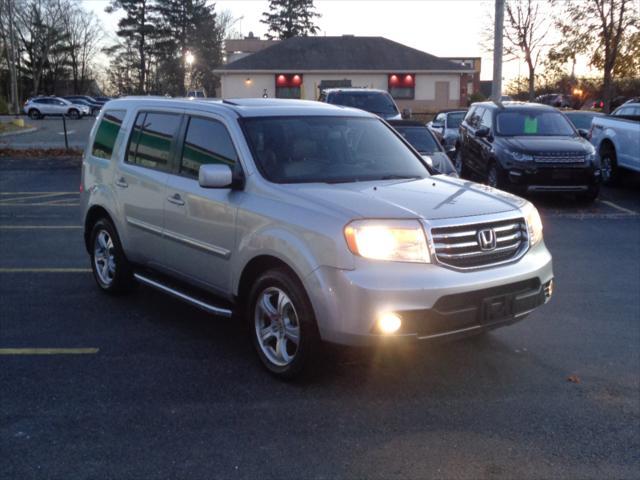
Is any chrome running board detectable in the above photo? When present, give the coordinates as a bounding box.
[134,273,233,318]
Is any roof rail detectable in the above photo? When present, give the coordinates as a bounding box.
[222,99,239,106]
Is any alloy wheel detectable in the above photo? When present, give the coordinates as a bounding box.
[254,287,301,367]
[94,229,116,286]
[600,155,612,183]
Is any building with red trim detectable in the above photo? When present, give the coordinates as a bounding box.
[216,36,480,113]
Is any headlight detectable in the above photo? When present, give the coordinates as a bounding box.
[344,219,430,263]
[523,203,543,246]
[586,145,596,162]
[507,150,534,162]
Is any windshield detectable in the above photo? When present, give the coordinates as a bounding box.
[329,92,398,115]
[447,112,465,128]
[243,116,429,184]
[394,126,441,154]
[496,110,576,136]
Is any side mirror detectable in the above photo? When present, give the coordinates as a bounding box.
[199,164,233,188]
[401,108,411,120]
[577,128,589,139]
[475,126,490,138]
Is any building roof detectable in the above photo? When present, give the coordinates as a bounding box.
[217,36,473,72]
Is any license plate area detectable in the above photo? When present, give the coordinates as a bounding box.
[481,294,513,324]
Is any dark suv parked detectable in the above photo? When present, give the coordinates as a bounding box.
[456,102,600,201]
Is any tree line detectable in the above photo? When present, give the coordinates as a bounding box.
[0,0,102,113]
[488,0,639,112]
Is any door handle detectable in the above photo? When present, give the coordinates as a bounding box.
[115,177,128,188]
[167,193,185,206]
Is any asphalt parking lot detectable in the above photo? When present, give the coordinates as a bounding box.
[0,116,95,150]
[1,157,639,479]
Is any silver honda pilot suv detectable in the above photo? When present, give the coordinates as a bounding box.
[81,98,553,378]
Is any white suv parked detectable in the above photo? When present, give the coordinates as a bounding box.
[24,96,91,119]
[81,97,553,378]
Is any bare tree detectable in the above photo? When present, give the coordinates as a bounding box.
[482,0,551,101]
[63,6,103,93]
[15,0,68,95]
[0,0,20,112]
[556,0,638,112]
[503,0,550,101]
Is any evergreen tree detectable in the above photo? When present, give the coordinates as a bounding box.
[105,0,157,94]
[261,0,320,40]
[153,0,223,96]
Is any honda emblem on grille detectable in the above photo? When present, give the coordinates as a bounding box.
[477,228,497,251]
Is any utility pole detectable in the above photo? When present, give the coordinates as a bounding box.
[491,0,504,101]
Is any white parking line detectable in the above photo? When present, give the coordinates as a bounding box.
[0,225,81,229]
[600,200,638,215]
[0,268,91,273]
[0,348,98,355]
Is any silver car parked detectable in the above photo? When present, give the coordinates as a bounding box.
[81,98,553,378]
[23,96,91,119]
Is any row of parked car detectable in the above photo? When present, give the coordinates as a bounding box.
[22,95,112,120]
[317,87,639,202]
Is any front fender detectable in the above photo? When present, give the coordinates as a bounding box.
[231,223,355,296]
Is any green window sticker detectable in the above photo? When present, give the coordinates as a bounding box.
[524,116,538,134]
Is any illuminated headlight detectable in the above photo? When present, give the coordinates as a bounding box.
[507,150,534,162]
[523,203,543,246]
[344,219,430,263]
[377,312,402,334]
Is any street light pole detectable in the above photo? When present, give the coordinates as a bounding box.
[491,0,505,101]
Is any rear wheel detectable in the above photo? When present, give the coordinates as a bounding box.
[600,146,618,185]
[248,268,319,379]
[89,218,135,294]
[28,109,41,120]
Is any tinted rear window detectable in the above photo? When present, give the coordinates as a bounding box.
[126,112,181,171]
[328,92,398,115]
[496,110,575,136]
[92,110,126,159]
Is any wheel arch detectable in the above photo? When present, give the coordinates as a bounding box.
[84,205,115,253]
[235,254,305,306]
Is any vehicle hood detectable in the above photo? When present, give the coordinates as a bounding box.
[282,177,526,221]
[498,135,591,153]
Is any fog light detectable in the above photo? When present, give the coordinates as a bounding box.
[378,312,402,334]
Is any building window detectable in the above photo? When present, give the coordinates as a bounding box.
[388,73,415,99]
[275,74,303,99]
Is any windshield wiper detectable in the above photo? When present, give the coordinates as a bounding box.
[377,175,423,181]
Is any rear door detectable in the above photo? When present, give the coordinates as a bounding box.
[162,114,240,295]
[114,110,182,267]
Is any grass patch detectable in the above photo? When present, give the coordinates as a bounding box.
[0,148,83,158]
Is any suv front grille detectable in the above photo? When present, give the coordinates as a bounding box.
[431,218,528,269]
[533,151,585,166]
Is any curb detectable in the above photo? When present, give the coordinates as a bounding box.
[0,127,38,138]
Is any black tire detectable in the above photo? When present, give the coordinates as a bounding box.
[247,268,320,379]
[456,148,472,178]
[28,109,41,120]
[486,161,506,190]
[67,108,80,120]
[577,185,600,203]
[89,218,135,294]
[600,145,618,185]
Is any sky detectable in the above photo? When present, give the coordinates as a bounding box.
[81,0,593,83]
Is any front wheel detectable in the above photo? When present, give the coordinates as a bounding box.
[248,268,319,379]
[486,162,505,190]
[67,109,80,120]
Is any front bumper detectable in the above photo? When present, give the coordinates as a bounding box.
[305,242,554,346]
[505,164,600,192]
